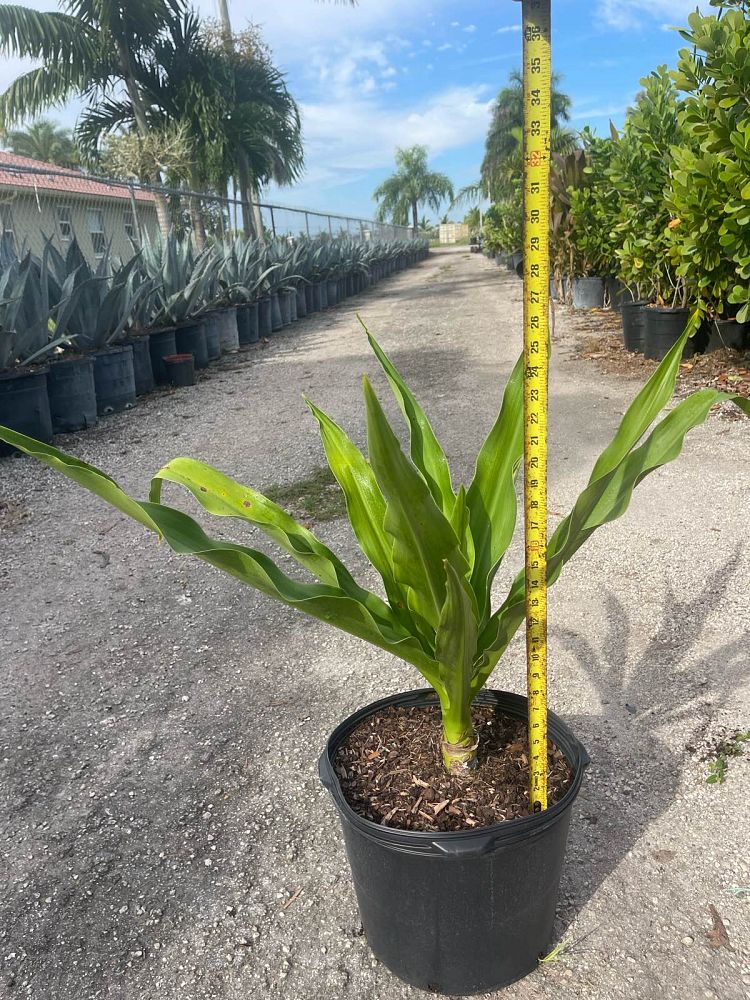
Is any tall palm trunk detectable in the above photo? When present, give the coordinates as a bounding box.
[412,200,419,235]
[238,154,264,239]
[115,38,171,236]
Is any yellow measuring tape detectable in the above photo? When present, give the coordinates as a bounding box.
[519,0,552,811]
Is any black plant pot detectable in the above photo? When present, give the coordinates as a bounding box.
[271,293,283,331]
[288,289,298,323]
[279,290,292,327]
[320,688,589,996]
[149,328,178,384]
[304,285,314,314]
[123,336,155,395]
[238,303,260,345]
[319,281,329,309]
[620,299,649,353]
[93,344,136,415]
[0,367,52,455]
[258,297,273,337]
[217,306,239,353]
[605,276,629,313]
[296,287,308,320]
[706,318,746,353]
[644,306,693,361]
[201,312,222,361]
[312,283,323,312]
[572,277,605,309]
[327,279,339,307]
[175,319,208,370]
[164,353,195,388]
[46,356,97,433]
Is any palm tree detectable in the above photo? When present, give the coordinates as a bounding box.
[75,10,302,243]
[373,146,454,231]
[481,69,575,200]
[3,118,79,167]
[0,0,185,232]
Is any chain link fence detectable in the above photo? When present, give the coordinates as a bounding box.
[0,160,415,265]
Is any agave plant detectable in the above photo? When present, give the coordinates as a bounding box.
[214,237,280,305]
[0,325,746,769]
[138,232,219,328]
[0,249,72,370]
[45,239,155,351]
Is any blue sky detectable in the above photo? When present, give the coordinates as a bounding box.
[0,0,711,223]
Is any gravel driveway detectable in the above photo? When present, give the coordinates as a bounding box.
[1,248,748,1000]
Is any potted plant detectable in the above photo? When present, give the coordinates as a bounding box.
[610,69,695,359]
[50,242,153,416]
[138,233,219,377]
[670,3,750,350]
[214,237,279,347]
[0,252,72,448]
[567,129,620,309]
[1,325,747,991]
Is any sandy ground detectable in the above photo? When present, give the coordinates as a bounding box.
[0,247,748,1000]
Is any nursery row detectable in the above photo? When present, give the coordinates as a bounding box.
[483,4,750,356]
[0,234,429,453]
[485,247,749,362]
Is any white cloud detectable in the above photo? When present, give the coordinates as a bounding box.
[463,24,477,33]
[496,24,521,35]
[297,85,493,178]
[450,21,460,27]
[596,0,711,30]
[437,43,453,52]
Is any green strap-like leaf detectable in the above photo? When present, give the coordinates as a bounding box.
[472,387,750,694]
[0,426,441,685]
[364,376,464,634]
[466,353,524,623]
[304,398,424,634]
[435,561,478,714]
[0,426,159,533]
[149,456,396,629]
[364,323,455,516]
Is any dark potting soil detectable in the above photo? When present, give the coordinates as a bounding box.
[334,704,573,832]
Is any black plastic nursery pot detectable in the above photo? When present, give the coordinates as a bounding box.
[304,284,314,315]
[296,287,308,320]
[237,303,260,345]
[123,335,155,395]
[604,275,629,312]
[201,312,222,360]
[46,356,97,433]
[93,344,136,415]
[327,279,339,307]
[288,289,298,323]
[149,328,178,384]
[258,297,273,337]
[0,367,52,455]
[175,319,209,370]
[279,290,292,326]
[320,688,589,996]
[319,281,329,309]
[312,283,323,311]
[163,353,196,388]
[706,318,746,353]
[572,277,605,309]
[644,306,694,361]
[271,293,284,331]
[217,307,240,353]
[620,299,649,353]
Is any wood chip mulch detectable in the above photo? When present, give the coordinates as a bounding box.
[574,331,750,410]
[334,704,573,832]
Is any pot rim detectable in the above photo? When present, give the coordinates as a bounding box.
[163,353,194,362]
[0,364,50,381]
[320,687,589,855]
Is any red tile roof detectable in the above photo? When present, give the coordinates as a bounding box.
[0,151,156,203]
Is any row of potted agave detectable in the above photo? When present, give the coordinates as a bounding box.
[0,233,429,454]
